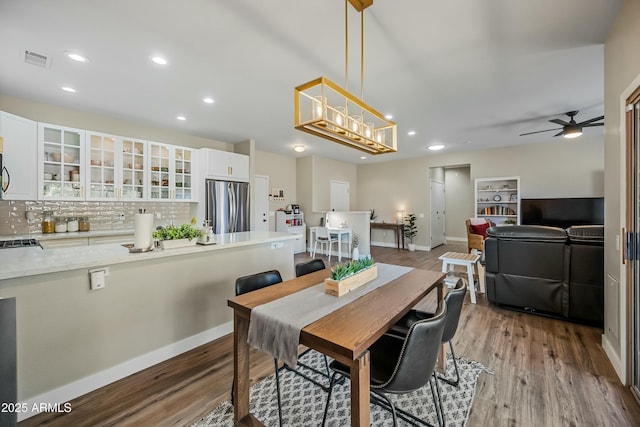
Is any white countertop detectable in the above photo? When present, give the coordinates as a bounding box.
[0,231,297,281]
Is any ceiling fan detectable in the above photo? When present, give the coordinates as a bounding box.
[519,111,604,139]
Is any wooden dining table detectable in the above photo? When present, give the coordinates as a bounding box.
[227,266,445,426]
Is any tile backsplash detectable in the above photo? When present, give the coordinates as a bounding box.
[0,200,192,235]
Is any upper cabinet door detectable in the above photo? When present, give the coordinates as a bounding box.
[120,137,146,201]
[87,132,118,200]
[148,142,172,201]
[0,112,38,200]
[38,123,85,200]
[202,148,249,182]
[173,146,194,201]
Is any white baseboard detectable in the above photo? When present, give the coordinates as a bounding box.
[370,241,400,249]
[602,333,626,384]
[18,322,233,422]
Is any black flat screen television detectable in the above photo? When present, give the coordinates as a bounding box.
[521,197,604,229]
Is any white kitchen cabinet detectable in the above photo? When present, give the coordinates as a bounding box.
[202,148,249,182]
[0,111,38,200]
[148,142,195,202]
[86,133,148,201]
[38,123,85,200]
[474,176,521,225]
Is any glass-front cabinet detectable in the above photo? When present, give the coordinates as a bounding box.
[121,138,146,200]
[38,123,85,200]
[87,132,117,200]
[148,142,194,202]
[173,147,193,201]
[86,133,147,201]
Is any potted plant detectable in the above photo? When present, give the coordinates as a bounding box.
[325,256,377,297]
[352,234,360,260]
[370,209,377,223]
[404,213,418,251]
[152,223,202,249]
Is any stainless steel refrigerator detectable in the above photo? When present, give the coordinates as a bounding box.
[205,180,250,234]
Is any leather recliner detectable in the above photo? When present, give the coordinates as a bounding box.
[484,224,603,326]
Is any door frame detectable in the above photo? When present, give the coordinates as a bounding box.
[429,179,446,249]
[254,174,269,232]
[625,83,640,398]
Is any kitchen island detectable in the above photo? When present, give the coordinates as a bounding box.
[0,231,297,421]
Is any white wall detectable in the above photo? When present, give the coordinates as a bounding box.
[444,166,472,240]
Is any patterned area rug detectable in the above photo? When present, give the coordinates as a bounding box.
[192,350,492,426]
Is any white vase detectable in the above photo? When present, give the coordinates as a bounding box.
[408,243,416,252]
[352,247,360,260]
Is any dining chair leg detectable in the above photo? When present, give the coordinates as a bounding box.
[430,374,446,427]
[436,341,460,387]
[321,372,340,427]
[273,359,283,427]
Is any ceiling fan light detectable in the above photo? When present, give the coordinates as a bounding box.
[563,125,582,139]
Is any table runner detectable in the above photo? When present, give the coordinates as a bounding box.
[247,263,412,367]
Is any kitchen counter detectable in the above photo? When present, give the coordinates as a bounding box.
[0,230,297,419]
[0,231,297,280]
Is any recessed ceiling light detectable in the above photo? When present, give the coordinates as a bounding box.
[61,86,76,93]
[427,144,445,151]
[360,156,367,159]
[176,115,186,121]
[65,52,88,62]
[294,145,305,153]
[384,114,393,120]
[203,97,215,104]
[408,131,416,136]
[151,56,168,65]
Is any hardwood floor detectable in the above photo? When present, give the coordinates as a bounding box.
[22,243,640,426]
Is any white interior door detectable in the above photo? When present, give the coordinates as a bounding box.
[330,180,349,211]
[254,175,269,232]
[430,179,446,248]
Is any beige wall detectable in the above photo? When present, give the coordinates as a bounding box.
[357,138,604,248]
[0,95,231,150]
[311,156,358,213]
[603,0,640,381]
[254,150,298,231]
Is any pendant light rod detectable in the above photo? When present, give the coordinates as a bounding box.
[345,0,348,92]
[360,9,364,102]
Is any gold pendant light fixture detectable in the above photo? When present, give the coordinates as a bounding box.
[294,0,397,155]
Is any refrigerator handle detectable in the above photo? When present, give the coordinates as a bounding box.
[229,183,236,232]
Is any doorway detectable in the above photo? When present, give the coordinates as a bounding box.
[430,180,446,248]
[626,85,640,401]
[254,175,269,232]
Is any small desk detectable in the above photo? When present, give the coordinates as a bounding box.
[309,226,352,261]
[370,222,404,249]
[439,251,481,304]
[228,267,444,426]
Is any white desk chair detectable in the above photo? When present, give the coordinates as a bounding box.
[312,227,339,262]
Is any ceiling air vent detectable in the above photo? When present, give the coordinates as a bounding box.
[24,50,49,68]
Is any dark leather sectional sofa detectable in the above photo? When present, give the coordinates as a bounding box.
[484,224,604,327]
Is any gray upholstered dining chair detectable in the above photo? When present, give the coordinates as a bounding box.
[322,304,448,427]
[232,270,284,427]
[387,278,467,387]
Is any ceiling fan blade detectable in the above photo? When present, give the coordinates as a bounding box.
[577,115,604,126]
[553,131,564,137]
[583,122,604,128]
[550,118,570,126]
[519,127,562,136]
